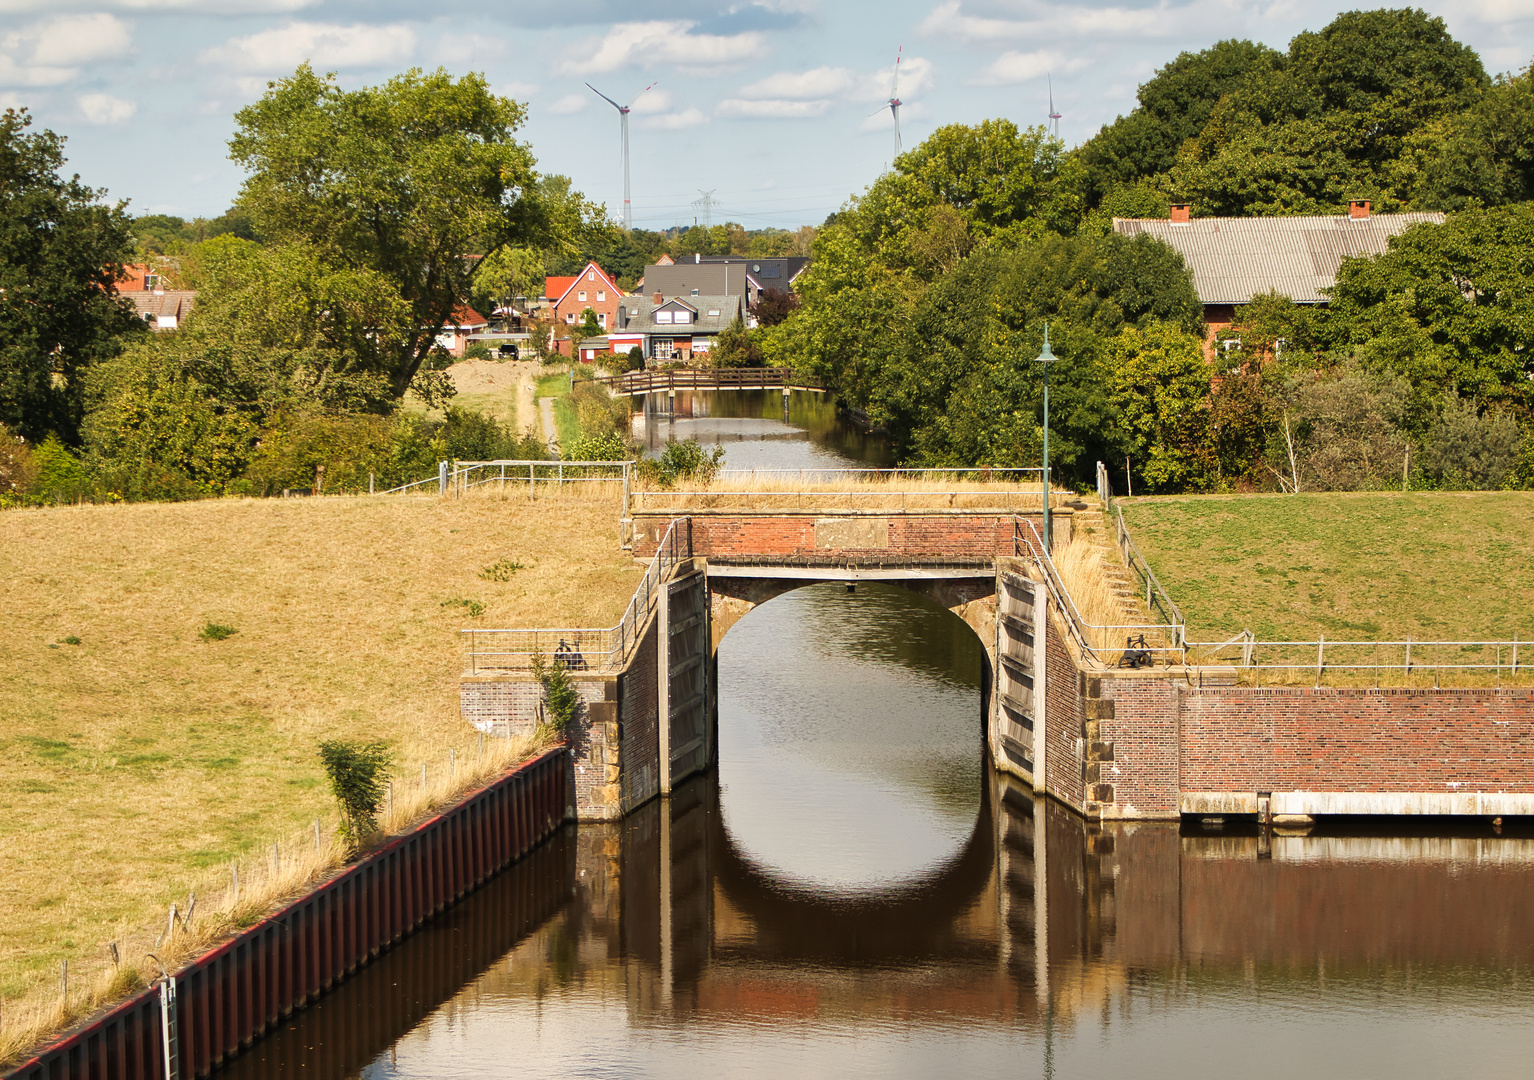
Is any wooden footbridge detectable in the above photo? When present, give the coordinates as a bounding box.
[592,367,826,397]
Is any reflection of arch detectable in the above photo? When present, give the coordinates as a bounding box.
[701,769,998,964]
[709,573,997,661]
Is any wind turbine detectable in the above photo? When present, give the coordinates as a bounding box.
[586,81,657,232]
[870,46,903,161]
[1047,75,1063,141]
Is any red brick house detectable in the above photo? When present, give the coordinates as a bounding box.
[547,262,623,356]
[435,305,491,357]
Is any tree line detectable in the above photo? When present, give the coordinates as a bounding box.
[763,8,1534,494]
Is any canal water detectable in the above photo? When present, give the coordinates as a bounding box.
[633,389,892,470]
[221,583,1534,1079]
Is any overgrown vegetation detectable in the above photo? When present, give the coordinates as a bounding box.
[530,651,580,740]
[317,740,392,850]
[636,439,725,487]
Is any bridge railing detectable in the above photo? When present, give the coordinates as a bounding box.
[462,517,692,674]
[379,460,634,497]
[631,467,1053,513]
[592,367,826,395]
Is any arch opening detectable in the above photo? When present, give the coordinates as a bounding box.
[713,580,992,895]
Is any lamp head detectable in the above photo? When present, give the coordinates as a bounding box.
[1035,323,1056,364]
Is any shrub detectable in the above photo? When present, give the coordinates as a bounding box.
[637,438,726,486]
[199,622,238,641]
[1421,398,1524,490]
[441,596,486,616]
[570,381,628,438]
[0,424,38,499]
[317,739,392,850]
[531,651,580,739]
[463,342,492,360]
[31,436,90,503]
[565,431,629,462]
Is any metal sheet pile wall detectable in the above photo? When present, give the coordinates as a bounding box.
[8,749,571,1080]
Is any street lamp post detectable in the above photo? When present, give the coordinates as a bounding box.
[1036,324,1056,552]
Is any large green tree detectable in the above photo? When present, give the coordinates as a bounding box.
[0,109,142,442]
[229,66,590,399]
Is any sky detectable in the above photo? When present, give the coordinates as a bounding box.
[3,0,1534,230]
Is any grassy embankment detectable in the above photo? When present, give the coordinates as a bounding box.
[0,488,639,1059]
[1118,491,1534,654]
[534,370,581,449]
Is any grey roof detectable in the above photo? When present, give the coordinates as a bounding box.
[128,290,196,322]
[695,255,810,282]
[616,294,744,335]
[1113,213,1445,305]
[641,263,748,299]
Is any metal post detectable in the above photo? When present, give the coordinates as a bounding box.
[369,472,375,495]
[159,976,179,1080]
[1317,634,1325,684]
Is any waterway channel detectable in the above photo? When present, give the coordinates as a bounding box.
[633,388,892,470]
[219,579,1534,1078]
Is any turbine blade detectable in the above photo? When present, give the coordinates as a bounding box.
[586,83,623,111]
[869,103,889,118]
[890,45,902,99]
[1048,73,1054,112]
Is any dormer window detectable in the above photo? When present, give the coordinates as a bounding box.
[655,310,673,324]
[673,310,691,324]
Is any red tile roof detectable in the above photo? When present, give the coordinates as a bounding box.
[448,304,489,328]
[544,276,578,303]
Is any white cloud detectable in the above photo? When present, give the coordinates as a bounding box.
[918,0,1236,45]
[716,97,831,118]
[78,91,136,124]
[548,92,588,115]
[854,54,936,102]
[739,65,854,99]
[0,0,313,11]
[629,86,672,113]
[0,13,132,87]
[1461,0,1534,21]
[200,22,416,73]
[433,33,506,65]
[978,49,1091,85]
[496,80,539,98]
[557,20,767,75]
[637,106,707,130]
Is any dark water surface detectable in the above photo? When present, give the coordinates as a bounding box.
[220,586,1534,1079]
[634,389,893,470]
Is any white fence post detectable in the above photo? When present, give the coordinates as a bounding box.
[438,460,448,495]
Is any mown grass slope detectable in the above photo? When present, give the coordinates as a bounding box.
[0,490,638,1009]
[1117,492,1534,643]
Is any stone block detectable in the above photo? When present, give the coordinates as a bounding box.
[1085,698,1116,720]
[813,517,889,549]
[1090,783,1116,804]
[1091,741,1115,761]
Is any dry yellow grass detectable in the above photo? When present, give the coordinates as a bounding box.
[1049,537,1140,658]
[0,489,639,1053]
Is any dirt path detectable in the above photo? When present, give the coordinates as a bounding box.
[435,358,542,433]
[539,397,558,453]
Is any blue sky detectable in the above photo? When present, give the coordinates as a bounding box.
[3,0,1533,228]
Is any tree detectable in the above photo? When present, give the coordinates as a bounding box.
[1110,322,1213,492]
[318,739,392,851]
[229,66,593,400]
[709,318,762,368]
[750,286,799,327]
[0,109,143,443]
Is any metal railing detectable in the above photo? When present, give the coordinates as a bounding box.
[593,367,826,395]
[379,460,634,497]
[1115,506,1186,636]
[462,517,693,674]
[1183,634,1529,680]
[1013,517,1186,668]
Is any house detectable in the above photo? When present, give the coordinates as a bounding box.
[435,305,491,357]
[639,255,809,315]
[610,293,746,363]
[545,262,624,355]
[120,261,195,330]
[1112,201,1444,351]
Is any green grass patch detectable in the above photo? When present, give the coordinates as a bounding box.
[1118,492,1534,642]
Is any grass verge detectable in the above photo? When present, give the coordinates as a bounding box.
[1116,491,1534,644]
[0,489,638,1055]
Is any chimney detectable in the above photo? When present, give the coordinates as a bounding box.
[694,252,701,264]
[1169,203,1191,225]
[1349,199,1371,220]
[653,292,663,306]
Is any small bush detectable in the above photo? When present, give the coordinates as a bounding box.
[199,622,238,641]
[531,651,580,739]
[463,342,492,360]
[637,438,726,486]
[441,597,486,616]
[0,424,39,498]
[318,739,392,849]
[62,635,81,646]
[565,431,629,462]
[478,558,524,581]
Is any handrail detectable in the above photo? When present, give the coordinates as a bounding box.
[461,516,693,674]
[378,460,635,498]
[1115,506,1186,641]
[592,367,826,394]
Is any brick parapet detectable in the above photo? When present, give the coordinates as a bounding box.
[631,510,1071,559]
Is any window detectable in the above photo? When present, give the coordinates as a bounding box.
[706,309,721,317]
[578,290,587,302]
[690,289,699,296]
[673,310,691,324]
[655,311,673,324]
[566,313,576,324]
[596,291,605,302]
[598,313,607,327]
[587,270,595,281]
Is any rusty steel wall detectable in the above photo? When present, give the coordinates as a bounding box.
[7,748,572,1080]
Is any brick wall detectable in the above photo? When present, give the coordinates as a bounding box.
[1094,676,1181,817]
[1181,686,1534,793]
[620,618,661,813]
[632,511,1070,559]
[1043,607,1087,812]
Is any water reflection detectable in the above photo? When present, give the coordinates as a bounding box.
[717,583,985,891]
[633,389,892,470]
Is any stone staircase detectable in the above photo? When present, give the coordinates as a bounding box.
[1070,500,1156,631]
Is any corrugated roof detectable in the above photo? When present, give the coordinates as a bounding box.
[1113,212,1445,305]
